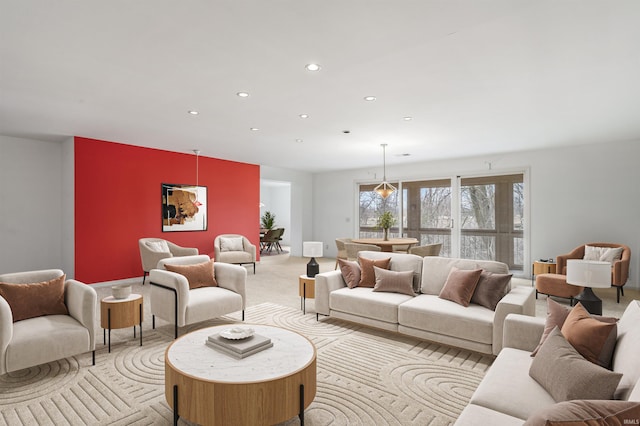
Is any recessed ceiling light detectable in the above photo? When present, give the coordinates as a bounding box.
[305,63,321,71]
[403,116,413,121]
[295,139,303,143]
[342,130,351,134]
[364,96,376,101]
[299,114,309,119]
[250,127,259,131]
[237,92,250,98]
[188,110,199,115]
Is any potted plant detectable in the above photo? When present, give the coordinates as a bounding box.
[377,211,395,241]
[261,211,276,230]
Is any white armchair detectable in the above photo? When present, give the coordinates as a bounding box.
[149,255,246,338]
[138,238,199,285]
[0,269,97,375]
[213,234,257,274]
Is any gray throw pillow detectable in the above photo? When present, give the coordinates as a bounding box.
[372,266,416,296]
[470,270,512,310]
[524,400,640,426]
[529,327,622,402]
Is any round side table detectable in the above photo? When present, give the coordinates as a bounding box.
[298,275,315,315]
[100,294,143,352]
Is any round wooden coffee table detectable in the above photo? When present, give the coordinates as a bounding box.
[165,324,317,426]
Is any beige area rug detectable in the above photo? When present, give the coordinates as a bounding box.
[0,302,493,426]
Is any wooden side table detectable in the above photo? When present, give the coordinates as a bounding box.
[531,261,557,286]
[298,275,315,315]
[101,294,143,352]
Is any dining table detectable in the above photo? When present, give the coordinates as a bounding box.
[351,237,419,252]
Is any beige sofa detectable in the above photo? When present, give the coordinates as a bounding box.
[315,252,535,355]
[0,269,97,374]
[455,300,640,425]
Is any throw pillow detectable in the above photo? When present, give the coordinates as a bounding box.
[529,327,622,402]
[358,257,391,288]
[531,298,618,366]
[524,400,640,426]
[220,237,244,252]
[372,266,416,296]
[470,270,512,310]
[438,267,482,307]
[561,302,617,367]
[584,245,623,264]
[164,260,217,289]
[0,275,69,322]
[338,259,361,289]
[146,240,170,253]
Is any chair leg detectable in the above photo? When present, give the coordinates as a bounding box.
[142,271,148,285]
[253,262,256,274]
[92,350,95,366]
[242,310,245,321]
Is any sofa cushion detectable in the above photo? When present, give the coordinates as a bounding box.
[469,347,556,420]
[220,237,244,252]
[358,256,391,288]
[524,400,640,426]
[337,259,361,289]
[421,257,509,295]
[0,275,68,322]
[532,298,617,366]
[456,404,525,426]
[399,294,494,345]
[330,287,413,324]
[470,270,512,310]
[529,327,622,402]
[438,267,482,307]
[164,259,217,289]
[373,266,415,296]
[613,300,640,400]
[561,302,617,367]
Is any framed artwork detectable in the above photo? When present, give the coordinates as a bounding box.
[161,183,207,232]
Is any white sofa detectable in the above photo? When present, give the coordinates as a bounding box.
[455,300,640,425]
[315,252,535,355]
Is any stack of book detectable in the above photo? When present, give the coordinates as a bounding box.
[206,333,272,359]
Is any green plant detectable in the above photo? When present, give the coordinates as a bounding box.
[261,211,276,230]
[377,211,395,230]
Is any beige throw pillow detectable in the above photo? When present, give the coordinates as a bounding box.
[220,237,244,252]
[0,275,69,322]
[438,267,482,307]
[584,245,623,264]
[146,240,170,253]
[372,266,416,296]
[529,327,622,402]
[164,260,217,289]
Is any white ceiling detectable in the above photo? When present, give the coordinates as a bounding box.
[1,1,639,173]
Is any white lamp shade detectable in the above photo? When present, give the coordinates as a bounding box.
[303,241,323,258]
[566,259,611,288]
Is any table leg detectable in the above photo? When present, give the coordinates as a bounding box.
[139,303,143,346]
[173,384,179,426]
[303,282,306,315]
[107,308,111,353]
[299,383,305,426]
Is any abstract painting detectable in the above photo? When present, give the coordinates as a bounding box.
[161,183,207,232]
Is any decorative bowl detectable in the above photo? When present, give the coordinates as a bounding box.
[112,285,132,299]
[220,327,255,340]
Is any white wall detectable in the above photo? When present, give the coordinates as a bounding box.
[0,135,65,273]
[313,139,640,288]
[260,166,313,257]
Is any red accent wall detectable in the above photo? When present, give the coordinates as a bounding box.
[74,137,260,283]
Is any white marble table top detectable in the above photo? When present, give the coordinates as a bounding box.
[166,324,316,383]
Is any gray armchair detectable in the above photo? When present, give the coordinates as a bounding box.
[214,234,257,274]
[139,238,199,285]
[149,255,246,338]
[0,269,97,374]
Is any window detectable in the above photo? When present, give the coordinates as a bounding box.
[358,183,399,238]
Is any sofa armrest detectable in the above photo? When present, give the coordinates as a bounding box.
[149,269,191,326]
[65,279,98,350]
[214,263,247,309]
[492,286,536,355]
[168,242,199,257]
[503,313,545,352]
[315,270,347,316]
[0,297,13,374]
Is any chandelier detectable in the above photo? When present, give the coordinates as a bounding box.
[374,143,396,199]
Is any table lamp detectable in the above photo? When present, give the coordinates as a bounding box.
[303,241,323,278]
[566,259,611,315]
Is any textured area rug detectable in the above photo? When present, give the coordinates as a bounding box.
[0,303,492,425]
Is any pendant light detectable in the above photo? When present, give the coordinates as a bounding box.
[193,149,202,207]
[374,143,396,199]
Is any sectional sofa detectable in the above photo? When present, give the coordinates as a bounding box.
[455,300,640,425]
[315,251,535,355]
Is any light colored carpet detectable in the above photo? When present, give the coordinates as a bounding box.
[1,253,635,425]
[0,302,492,425]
